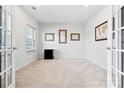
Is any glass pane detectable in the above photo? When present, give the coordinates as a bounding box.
[112,68,116,87]
[7,68,12,87]
[112,16,115,31]
[34,30,35,40]
[0,6,2,26]
[112,32,116,49]
[0,73,6,88]
[6,32,12,49]
[0,7,6,49]
[2,9,5,26]
[118,52,124,72]
[1,29,6,49]
[117,52,124,88]
[118,6,124,28]
[7,51,12,68]
[118,29,124,49]
[0,51,6,72]
[6,13,11,31]
[118,8,121,28]
[121,6,124,27]
[112,51,116,67]
[0,6,6,26]
[117,72,124,88]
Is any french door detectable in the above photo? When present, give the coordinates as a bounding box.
[0,5,15,88]
[107,5,124,88]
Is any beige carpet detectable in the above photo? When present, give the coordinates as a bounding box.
[16,59,107,88]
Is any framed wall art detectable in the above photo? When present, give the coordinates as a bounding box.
[70,33,80,41]
[45,33,55,41]
[59,29,67,44]
[95,21,108,41]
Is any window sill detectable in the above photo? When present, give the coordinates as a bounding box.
[26,50,36,52]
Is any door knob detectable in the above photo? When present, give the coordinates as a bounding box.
[112,47,116,49]
[106,47,111,50]
[13,47,18,50]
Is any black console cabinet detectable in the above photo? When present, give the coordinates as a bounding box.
[44,49,54,59]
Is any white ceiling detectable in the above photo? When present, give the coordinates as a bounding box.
[21,5,105,23]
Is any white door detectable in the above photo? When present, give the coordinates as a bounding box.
[0,5,15,88]
[107,5,124,88]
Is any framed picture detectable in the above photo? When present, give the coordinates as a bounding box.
[59,29,67,44]
[45,33,55,41]
[95,21,108,41]
[71,33,80,41]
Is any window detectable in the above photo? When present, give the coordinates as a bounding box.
[26,25,36,52]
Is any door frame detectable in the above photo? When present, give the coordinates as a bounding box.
[107,5,124,88]
[0,5,15,88]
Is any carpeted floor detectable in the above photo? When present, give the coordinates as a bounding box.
[16,59,107,88]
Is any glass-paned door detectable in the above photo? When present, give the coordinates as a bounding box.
[108,5,124,88]
[0,5,15,88]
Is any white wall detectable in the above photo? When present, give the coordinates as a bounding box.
[39,23,85,59]
[84,6,109,69]
[13,6,40,70]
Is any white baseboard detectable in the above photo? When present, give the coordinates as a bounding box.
[16,58,107,71]
[84,58,107,70]
[39,58,86,61]
[15,59,38,71]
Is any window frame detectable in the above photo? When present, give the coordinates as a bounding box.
[26,24,36,52]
